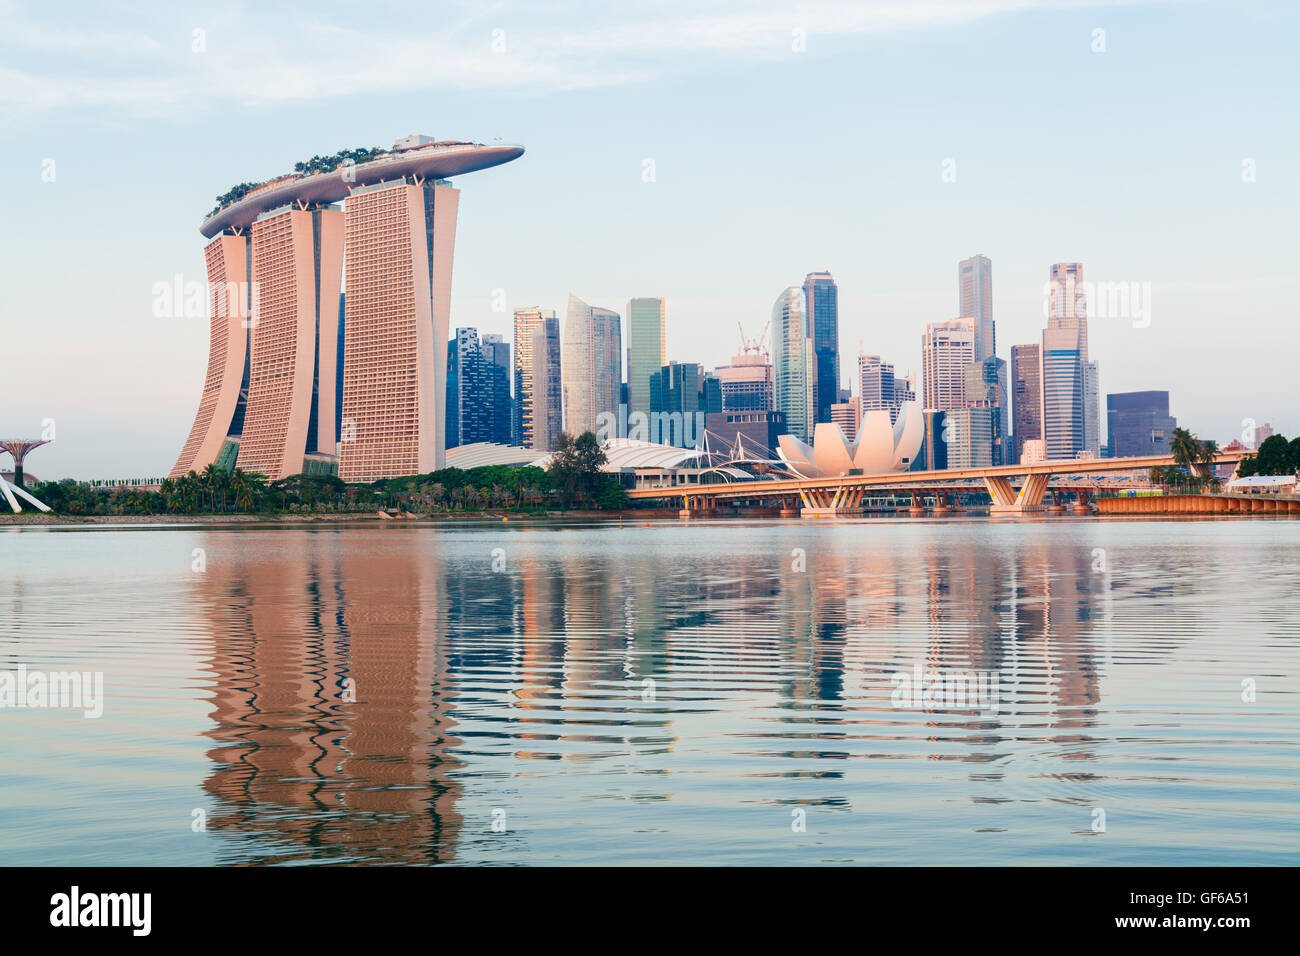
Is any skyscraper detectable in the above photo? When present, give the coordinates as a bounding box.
[858,354,897,422]
[803,271,839,426]
[1107,391,1176,458]
[1010,343,1042,464]
[173,137,523,481]
[562,294,622,438]
[339,178,458,480]
[772,287,811,441]
[716,349,774,411]
[626,297,666,430]
[964,356,1008,465]
[921,318,975,412]
[447,328,491,448]
[1048,262,1088,360]
[958,254,994,362]
[1040,262,1089,459]
[481,333,513,446]
[1084,360,1101,457]
[1040,324,1085,459]
[512,307,554,449]
[530,315,563,453]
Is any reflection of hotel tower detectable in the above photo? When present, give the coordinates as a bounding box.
[200,536,463,863]
[171,136,524,481]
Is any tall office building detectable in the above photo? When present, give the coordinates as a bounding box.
[895,374,916,406]
[1107,391,1176,458]
[921,318,975,412]
[716,349,774,411]
[964,356,1008,465]
[772,287,812,441]
[562,294,621,438]
[173,137,523,481]
[803,271,839,426]
[945,407,994,469]
[445,338,459,449]
[1040,324,1085,459]
[1083,360,1101,457]
[626,297,666,428]
[858,354,897,422]
[958,254,994,362]
[649,362,722,447]
[530,315,563,452]
[447,328,491,448]
[830,397,861,440]
[481,333,513,446]
[1010,343,1042,464]
[1040,262,1090,460]
[512,307,554,449]
[1048,262,1088,360]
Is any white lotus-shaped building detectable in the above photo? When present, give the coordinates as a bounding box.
[778,401,923,477]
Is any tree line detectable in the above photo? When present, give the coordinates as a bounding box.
[31,432,628,516]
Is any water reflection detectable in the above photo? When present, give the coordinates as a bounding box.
[5,518,1292,865]
[169,519,1299,864]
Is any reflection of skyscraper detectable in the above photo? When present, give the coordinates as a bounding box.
[200,535,463,864]
[803,271,839,427]
[563,294,621,437]
[958,254,994,363]
[772,287,811,441]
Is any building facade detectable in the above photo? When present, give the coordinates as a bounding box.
[803,271,839,427]
[921,318,975,412]
[1009,343,1041,465]
[1106,390,1176,458]
[626,297,666,431]
[173,137,522,481]
[772,287,812,441]
[530,313,563,453]
[958,254,994,363]
[562,294,622,438]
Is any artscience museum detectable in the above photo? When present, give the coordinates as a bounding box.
[777,401,924,478]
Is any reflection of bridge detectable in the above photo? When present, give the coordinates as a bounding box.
[627,451,1247,517]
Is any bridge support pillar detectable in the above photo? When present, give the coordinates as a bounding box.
[987,472,1049,514]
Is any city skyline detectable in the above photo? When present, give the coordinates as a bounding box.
[4,0,1298,477]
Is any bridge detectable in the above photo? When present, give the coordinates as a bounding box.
[626,451,1248,517]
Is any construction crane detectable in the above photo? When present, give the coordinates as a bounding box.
[737,321,772,359]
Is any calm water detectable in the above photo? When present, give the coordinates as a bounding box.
[1,517,1297,866]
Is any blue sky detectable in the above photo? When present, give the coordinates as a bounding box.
[2,0,1297,479]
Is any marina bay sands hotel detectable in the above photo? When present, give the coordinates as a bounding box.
[170,135,524,482]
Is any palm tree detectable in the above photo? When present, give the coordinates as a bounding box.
[1170,427,1199,468]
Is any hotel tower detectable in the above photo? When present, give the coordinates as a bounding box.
[171,134,524,482]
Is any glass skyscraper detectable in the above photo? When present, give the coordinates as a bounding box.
[1010,343,1042,465]
[803,271,839,427]
[626,297,666,430]
[562,294,621,438]
[772,287,811,441]
[1040,324,1085,460]
[958,254,994,363]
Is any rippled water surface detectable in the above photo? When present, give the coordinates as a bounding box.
[1,517,1297,865]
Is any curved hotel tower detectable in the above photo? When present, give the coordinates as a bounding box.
[171,136,524,481]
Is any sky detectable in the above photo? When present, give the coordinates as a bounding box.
[2,0,1297,479]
